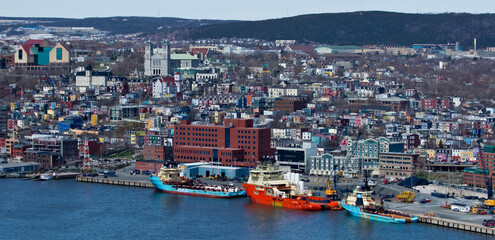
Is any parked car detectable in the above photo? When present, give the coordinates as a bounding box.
[483,219,495,228]
[300,178,310,182]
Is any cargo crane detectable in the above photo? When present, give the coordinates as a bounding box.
[326,164,342,199]
[82,140,91,173]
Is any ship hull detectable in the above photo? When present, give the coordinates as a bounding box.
[243,183,340,211]
[150,176,246,198]
[342,200,418,223]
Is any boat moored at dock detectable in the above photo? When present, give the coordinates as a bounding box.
[149,166,246,198]
[243,163,340,211]
[342,186,418,223]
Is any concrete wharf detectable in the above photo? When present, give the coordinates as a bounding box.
[417,215,495,235]
[76,176,153,188]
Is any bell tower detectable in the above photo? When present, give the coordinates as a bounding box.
[144,41,153,76]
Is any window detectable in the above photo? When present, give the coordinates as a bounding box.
[18,50,23,60]
[56,48,63,60]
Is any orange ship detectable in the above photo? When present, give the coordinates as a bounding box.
[243,163,341,211]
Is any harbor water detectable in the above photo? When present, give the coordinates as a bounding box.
[0,178,492,240]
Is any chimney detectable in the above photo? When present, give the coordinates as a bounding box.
[474,38,477,52]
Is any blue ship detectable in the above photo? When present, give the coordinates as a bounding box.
[149,167,246,198]
[342,187,418,223]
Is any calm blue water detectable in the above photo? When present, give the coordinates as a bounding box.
[0,178,491,240]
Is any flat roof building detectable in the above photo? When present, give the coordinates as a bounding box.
[173,119,274,167]
[0,162,40,173]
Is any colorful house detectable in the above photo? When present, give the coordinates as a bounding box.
[14,40,70,71]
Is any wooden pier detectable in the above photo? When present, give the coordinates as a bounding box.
[417,215,495,235]
[76,176,153,188]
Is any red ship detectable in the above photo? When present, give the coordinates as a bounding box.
[243,163,341,211]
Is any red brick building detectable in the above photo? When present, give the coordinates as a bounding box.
[463,145,495,188]
[274,97,306,113]
[78,140,107,157]
[404,134,420,150]
[12,144,28,158]
[143,145,168,161]
[420,98,449,109]
[135,160,163,173]
[22,151,62,169]
[173,119,274,167]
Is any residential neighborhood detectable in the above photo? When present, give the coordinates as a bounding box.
[1,31,495,188]
[3,5,495,239]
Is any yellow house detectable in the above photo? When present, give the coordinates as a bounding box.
[130,134,136,145]
[91,114,98,126]
[426,149,436,161]
[460,149,474,162]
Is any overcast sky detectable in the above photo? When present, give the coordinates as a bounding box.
[1,0,495,20]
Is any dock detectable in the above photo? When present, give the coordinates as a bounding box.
[76,176,153,188]
[417,215,495,235]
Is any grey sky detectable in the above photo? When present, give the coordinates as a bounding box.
[1,0,494,20]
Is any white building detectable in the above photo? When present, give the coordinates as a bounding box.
[144,41,200,76]
[144,41,170,76]
[276,142,317,173]
[152,77,177,98]
[75,66,111,88]
[268,87,303,98]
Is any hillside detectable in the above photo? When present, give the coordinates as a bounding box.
[0,16,233,34]
[187,11,495,48]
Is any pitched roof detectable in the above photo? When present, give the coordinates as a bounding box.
[190,48,209,55]
[285,45,315,54]
[20,40,49,55]
[157,77,175,86]
[25,39,46,45]
[170,53,199,60]
[20,44,32,55]
[53,42,70,51]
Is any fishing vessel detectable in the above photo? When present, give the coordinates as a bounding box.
[342,186,418,223]
[243,163,340,211]
[40,173,53,181]
[149,166,246,198]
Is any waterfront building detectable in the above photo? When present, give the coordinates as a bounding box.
[28,135,78,163]
[0,162,40,173]
[173,119,274,167]
[348,137,404,172]
[378,153,421,179]
[463,145,495,188]
[135,160,163,173]
[310,153,342,176]
[310,154,361,177]
[22,151,61,169]
[275,142,317,173]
